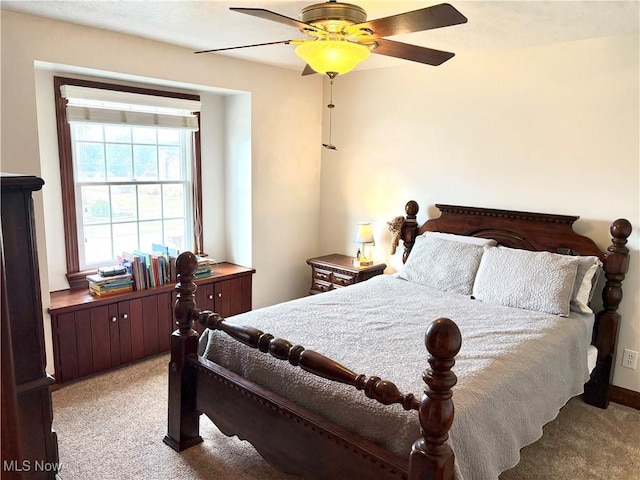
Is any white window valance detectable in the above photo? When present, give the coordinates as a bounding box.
[60,84,201,131]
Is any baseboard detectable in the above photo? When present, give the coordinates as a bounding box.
[610,385,640,410]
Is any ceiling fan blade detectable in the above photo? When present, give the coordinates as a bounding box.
[195,40,293,54]
[230,7,319,33]
[301,64,317,76]
[373,38,454,66]
[352,3,467,38]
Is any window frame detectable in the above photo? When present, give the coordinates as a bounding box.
[54,76,203,289]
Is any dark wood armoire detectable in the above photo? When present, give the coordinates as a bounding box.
[1,174,59,479]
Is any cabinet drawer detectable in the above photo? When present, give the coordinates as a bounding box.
[311,280,332,293]
[332,273,355,287]
[312,268,332,283]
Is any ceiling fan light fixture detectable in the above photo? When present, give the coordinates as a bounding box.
[295,40,370,75]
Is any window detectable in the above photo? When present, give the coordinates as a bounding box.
[54,77,203,288]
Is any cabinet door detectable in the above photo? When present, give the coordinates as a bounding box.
[74,309,94,380]
[214,275,252,318]
[53,312,82,383]
[116,298,142,364]
[107,303,122,368]
[89,304,117,374]
[140,292,172,357]
[195,282,215,311]
[156,292,173,352]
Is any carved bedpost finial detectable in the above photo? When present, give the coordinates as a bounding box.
[406,200,419,217]
[409,317,462,480]
[601,218,632,313]
[402,200,420,263]
[175,251,199,335]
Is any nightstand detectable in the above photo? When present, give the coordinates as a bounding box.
[306,254,386,295]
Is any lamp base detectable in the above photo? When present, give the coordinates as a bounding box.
[353,258,373,267]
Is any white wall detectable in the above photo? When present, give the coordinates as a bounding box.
[318,33,640,393]
[225,93,253,269]
[1,10,323,372]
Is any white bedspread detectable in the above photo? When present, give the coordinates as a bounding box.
[199,275,593,480]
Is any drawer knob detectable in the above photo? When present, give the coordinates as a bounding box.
[122,313,128,320]
[208,294,213,300]
[111,316,117,323]
[218,293,222,298]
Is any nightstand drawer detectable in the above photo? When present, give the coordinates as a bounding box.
[311,280,332,294]
[313,268,332,283]
[332,273,355,287]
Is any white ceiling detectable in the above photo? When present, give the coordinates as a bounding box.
[2,1,639,72]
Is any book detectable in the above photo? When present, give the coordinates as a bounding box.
[89,284,133,297]
[86,272,132,285]
[122,252,143,290]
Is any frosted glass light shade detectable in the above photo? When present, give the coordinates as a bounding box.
[295,40,371,75]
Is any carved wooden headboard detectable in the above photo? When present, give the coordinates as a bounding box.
[399,201,632,409]
[401,202,613,260]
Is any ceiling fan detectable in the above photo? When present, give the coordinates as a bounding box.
[196,1,468,76]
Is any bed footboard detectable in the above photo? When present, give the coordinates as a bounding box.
[164,252,462,480]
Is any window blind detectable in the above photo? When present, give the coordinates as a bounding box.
[60,84,201,131]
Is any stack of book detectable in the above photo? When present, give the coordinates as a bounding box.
[195,256,217,278]
[87,272,134,297]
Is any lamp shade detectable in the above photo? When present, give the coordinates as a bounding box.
[295,40,371,75]
[353,222,375,245]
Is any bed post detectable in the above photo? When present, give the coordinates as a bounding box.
[163,252,204,451]
[409,317,462,480]
[402,200,420,263]
[584,218,632,409]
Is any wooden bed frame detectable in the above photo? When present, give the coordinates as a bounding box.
[164,202,631,480]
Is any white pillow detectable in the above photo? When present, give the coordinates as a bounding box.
[472,246,581,316]
[571,256,602,313]
[398,235,485,295]
[422,231,497,247]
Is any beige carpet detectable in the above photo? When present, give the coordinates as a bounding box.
[52,354,640,480]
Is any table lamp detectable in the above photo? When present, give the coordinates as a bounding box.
[353,222,375,266]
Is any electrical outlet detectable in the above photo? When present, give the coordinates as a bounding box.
[621,349,638,370]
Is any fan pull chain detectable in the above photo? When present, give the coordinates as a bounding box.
[323,73,337,150]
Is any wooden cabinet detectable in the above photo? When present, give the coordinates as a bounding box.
[49,263,254,383]
[1,174,59,479]
[306,254,386,295]
[52,291,173,382]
